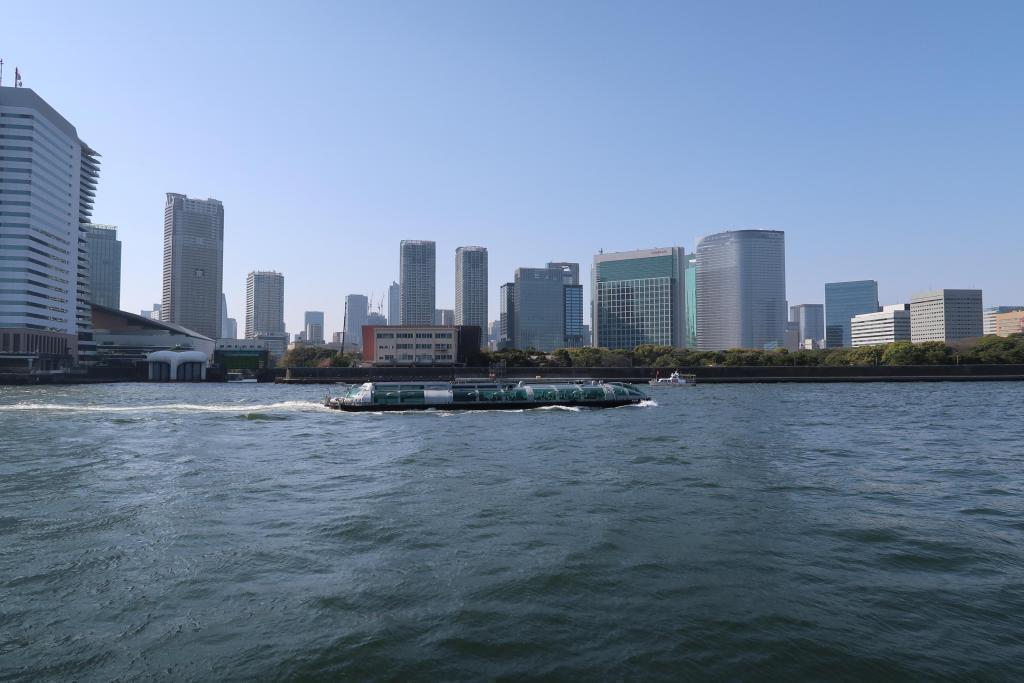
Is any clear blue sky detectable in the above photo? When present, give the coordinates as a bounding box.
[4,0,1022,335]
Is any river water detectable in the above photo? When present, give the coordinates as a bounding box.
[1,382,1022,680]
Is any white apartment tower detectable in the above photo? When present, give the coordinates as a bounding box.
[455,246,488,339]
[400,240,436,325]
[245,271,285,338]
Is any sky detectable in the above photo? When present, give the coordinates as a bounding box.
[3,0,1022,336]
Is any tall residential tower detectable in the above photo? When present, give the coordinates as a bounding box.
[400,240,436,325]
[245,271,285,338]
[455,246,488,341]
[161,193,224,338]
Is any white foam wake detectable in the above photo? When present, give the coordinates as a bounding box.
[0,400,328,413]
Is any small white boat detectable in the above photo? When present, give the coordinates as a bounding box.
[651,371,696,387]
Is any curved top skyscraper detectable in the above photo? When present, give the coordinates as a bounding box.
[695,229,786,350]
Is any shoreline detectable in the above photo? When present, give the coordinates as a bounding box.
[4,364,1024,385]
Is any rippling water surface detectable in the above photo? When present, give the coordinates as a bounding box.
[1,382,1023,680]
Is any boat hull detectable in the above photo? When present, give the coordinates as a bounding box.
[325,398,642,412]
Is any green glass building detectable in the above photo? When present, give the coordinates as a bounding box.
[684,253,697,349]
[591,247,686,350]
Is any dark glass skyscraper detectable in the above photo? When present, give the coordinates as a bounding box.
[547,262,583,348]
[85,224,121,309]
[824,280,878,348]
[514,267,564,351]
[695,230,786,350]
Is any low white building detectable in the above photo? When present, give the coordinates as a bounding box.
[851,304,911,347]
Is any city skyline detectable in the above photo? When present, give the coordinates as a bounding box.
[1,2,1019,337]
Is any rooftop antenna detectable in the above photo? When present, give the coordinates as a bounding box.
[0,59,4,87]
[15,67,22,88]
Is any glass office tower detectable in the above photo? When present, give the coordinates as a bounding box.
[824,280,878,348]
[684,253,697,349]
[547,262,583,348]
[514,267,565,351]
[789,303,824,344]
[695,230,786,350]
[85,224,121,309]
[499,282,515,349]
[592,247,686,350]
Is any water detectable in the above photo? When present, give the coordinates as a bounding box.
[1,382,1022,680]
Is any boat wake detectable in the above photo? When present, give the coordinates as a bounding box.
[0,400,330,414]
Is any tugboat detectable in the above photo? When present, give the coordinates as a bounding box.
[323,379,649,412]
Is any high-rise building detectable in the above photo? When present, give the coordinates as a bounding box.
[0,86,101,367]
[224,317,237,340]
[245,271,285,338]
[983,306,1024,336]
[824,280,878,348]
[219,293,232,340]
[789,304,825,345]
[548,262,584,348]
[161,193,224,338]
[455,246,488,341]
[683,253,698,349]
[388,281,400,325]
[304,311,325,344]
[593,248,686,350]
[434,308,455,326]
[910,289,983,343]
[851,304,911,347]
[499,283,516,349]
[514,267,565,351]
[367,311,387,326]
[141,304,161,321]
[400,240,436,325]
[696,230,786,350]
[488,320,501,349]
[546,262,581,285]
[85,224,121,309]
[345,294,369,346]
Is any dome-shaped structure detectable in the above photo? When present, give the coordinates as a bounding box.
[146,349,208,381]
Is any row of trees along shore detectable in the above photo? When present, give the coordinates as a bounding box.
[467,334,1024,368]
[278,334,1024,368]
